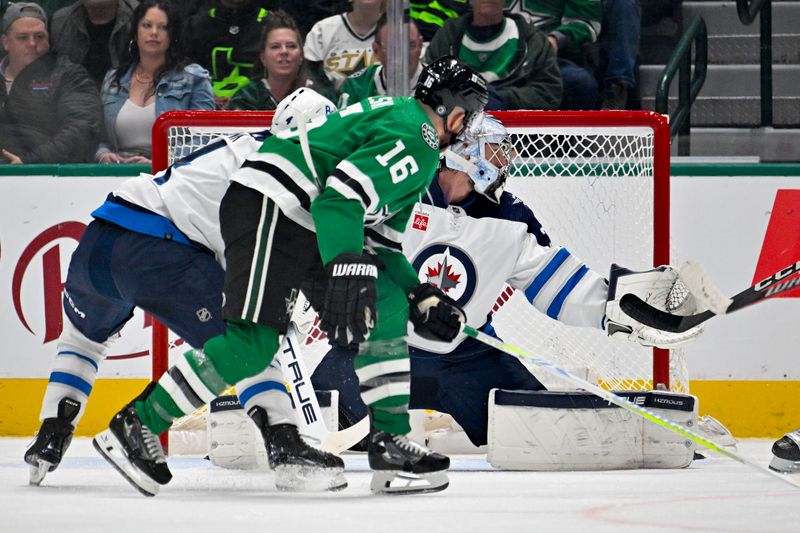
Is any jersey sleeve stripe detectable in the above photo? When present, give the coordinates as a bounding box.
[331,160,380,211]
[328,168,373,211]
[240,159,312,211]
[365,227,402,251]
[546,265,589,319]
[523,247,570,303]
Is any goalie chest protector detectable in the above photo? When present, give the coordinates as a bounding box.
[487,389,698,471]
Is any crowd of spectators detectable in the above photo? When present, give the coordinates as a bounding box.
[0,0,648,164]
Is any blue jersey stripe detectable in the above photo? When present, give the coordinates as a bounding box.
[49,371,92,396]
[58,350,99,371]
[524,248,570,303]
[547,265,589,319]
[238,380,289,406]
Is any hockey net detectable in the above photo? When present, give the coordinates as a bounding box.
[151,109,682,452]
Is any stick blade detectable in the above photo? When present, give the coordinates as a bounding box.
[680,261,733,315]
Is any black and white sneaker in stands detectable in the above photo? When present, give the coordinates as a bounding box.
[770,429,800,474]
[24,397,80,485]
[93,383,172,496]
[249,406,346,492]
[368,430,449,495]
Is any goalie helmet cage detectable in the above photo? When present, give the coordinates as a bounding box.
[151,109,675,450]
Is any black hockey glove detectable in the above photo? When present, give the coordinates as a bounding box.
[320,253,379,347]
[408,283,466,342]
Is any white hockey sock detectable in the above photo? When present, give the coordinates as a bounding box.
[236,358,294,426]
[39,318,108,424]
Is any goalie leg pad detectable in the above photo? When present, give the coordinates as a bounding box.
[207,395,266,470]
[487,389,697,470]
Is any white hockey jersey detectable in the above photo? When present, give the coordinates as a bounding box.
[403,187,608,354]
[92,132,267,269]
[304,14,378,90]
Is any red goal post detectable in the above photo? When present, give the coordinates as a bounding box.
[150,109,677,413]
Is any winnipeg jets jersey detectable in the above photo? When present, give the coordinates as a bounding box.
[91,132,268,269]
[404,180,608,354]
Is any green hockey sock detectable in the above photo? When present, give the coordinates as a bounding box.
[355,337,411,435]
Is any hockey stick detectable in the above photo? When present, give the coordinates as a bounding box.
[462,325,800,489]
[619,260,800,333]
[280,325,369,454]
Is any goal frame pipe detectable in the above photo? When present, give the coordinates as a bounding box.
[150,109,672,439]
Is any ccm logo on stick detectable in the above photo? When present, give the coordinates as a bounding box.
[754,261,800,292]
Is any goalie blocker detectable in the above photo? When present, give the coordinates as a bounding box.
[488,390,698,471]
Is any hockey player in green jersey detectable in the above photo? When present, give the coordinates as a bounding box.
[94,56,489,496]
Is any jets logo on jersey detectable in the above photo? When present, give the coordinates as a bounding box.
[412,244,477,305]
[421,122,439,150]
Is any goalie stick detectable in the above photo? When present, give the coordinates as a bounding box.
[619,260,800,333]
[463,325,800,489]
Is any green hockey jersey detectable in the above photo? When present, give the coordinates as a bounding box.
[230,95,441,290]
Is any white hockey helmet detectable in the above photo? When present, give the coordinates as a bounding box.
[443,115,512,203]
[271,87,337,133]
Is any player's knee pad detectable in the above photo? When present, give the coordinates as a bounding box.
[487,389,698,470]
[40,317,110,422]
[203,320,281,385]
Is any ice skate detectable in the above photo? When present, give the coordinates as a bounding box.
[769,429,800,474]
[250,406,347,492]
[368,430,449,495]
[24,397,80,485]
[93,383,172,497]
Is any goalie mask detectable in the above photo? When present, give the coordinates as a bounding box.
[271,87,337,133]
[443,115,512,203]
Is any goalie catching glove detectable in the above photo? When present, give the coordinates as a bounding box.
[408,283,466,342]
[320,253,379,347]
[605,264,704,348]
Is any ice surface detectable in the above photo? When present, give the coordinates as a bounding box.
[2,438,798,533]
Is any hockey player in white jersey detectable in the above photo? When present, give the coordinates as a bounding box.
[307,115,704,448]
[24,89,344,493]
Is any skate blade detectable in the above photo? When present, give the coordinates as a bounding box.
[93,430,159,497]
[29,459,54,486]
[273,464,347,492]
[769,456,800,474]
[370,470,449,495]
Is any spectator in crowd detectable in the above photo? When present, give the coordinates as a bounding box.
[50,0,137,88]
[96,0,214,164]
[186,0,267,107]
[264,0,347,36]
[598,0,640,109]
[505,0,601,110]
[227,10,335,110]
[0,2,102,163]
[338,15,424,106]
[424,0,561,111]
[410,0,468,42]
[304,0,384,94]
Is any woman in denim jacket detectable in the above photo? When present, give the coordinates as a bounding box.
[97,0,214,164]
